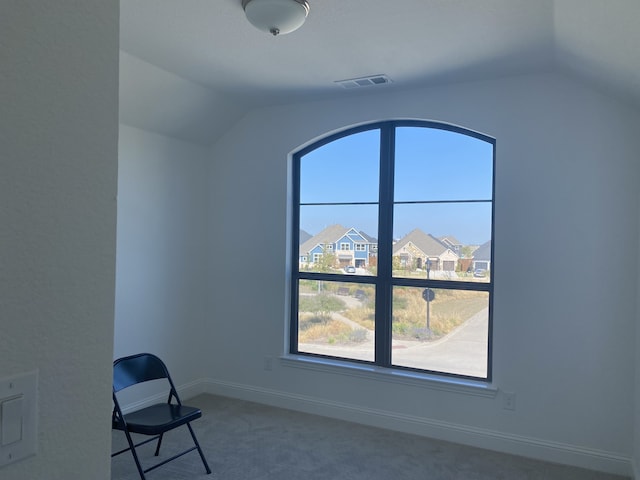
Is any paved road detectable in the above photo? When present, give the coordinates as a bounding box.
[301,306,489,378]
[392,308,488,377]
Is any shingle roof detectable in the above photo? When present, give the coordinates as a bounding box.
[473,240,491,261]
[392,229,451,256]
[299,229,312,245]
[299,224,350,254]
[439,235,462,247]
[359,231,378,244]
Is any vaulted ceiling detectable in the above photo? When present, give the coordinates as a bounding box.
[119,0,640,145]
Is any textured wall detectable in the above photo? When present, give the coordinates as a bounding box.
[0,1,119,478]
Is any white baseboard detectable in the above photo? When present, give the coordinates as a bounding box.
[189,378,633,478]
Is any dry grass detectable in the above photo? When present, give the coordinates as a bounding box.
[298,313,360,344]
[392,288,486,338]
[298,281,487,344]
[343,304,375,330]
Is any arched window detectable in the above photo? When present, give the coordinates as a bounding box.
[291,121,494,381]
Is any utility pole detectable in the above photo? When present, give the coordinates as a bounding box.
[421,258,433,336]
[426,259,431,333]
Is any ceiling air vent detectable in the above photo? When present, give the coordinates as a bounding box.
[335,74,393,89]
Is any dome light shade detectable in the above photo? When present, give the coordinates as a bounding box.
[242,0,310,36]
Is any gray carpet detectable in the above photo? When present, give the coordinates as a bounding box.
[111,394,628,480]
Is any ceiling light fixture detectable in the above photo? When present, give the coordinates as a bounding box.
[242,0,310,36]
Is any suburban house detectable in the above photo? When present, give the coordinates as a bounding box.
[4,2,640,479]
[393,228,460,272]
[472,240,492,273]
[299,224,374,269]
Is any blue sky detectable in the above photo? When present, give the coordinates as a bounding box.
[299,126,493,246]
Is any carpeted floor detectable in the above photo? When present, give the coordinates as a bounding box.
[111,394,629,480]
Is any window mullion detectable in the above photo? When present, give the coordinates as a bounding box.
[375,124,395,367]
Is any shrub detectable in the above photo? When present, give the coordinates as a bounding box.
[349,329,368,343]
[298,293,346,322]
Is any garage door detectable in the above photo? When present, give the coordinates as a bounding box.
[442,260,455,271]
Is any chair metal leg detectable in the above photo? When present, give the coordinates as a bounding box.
[123,430,147,480]
[187,423,212,474]
[154,433,163,456]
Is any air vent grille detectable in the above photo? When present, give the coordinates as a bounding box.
[335,74,393,89]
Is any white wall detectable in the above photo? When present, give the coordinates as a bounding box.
[635,190,640,477]
[0,1,118,479]
[206,72,640,475]
[115,125,210,393]
[119,51,250,146]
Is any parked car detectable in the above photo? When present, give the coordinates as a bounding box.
[345,265,356,274]
[473,269,486,278]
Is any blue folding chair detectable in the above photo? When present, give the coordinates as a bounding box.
[111,353,211,479]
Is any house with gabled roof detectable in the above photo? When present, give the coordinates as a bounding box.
[393,229,460,272]
[472,240,491,272]
[299,224,372,269]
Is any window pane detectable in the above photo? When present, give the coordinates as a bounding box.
[299,205,378,275]
[300,129,380,204]
[298,280,375,362]
[391,287,489,378]
[392,202,491,282]
[395,127,493,202]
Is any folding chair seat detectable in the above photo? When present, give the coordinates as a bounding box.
[111,353,211,479]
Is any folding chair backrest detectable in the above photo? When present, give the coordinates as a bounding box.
[113,353,170,393]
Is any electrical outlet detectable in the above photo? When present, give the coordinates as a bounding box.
[502,391,516,411]
[263,356,273,371]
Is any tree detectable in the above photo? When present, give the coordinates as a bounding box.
[313,245,336,272]
[392,255,402,271]
[299,293,345,324]
[460,245,475,259]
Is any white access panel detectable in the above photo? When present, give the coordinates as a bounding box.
[0,370,38,467]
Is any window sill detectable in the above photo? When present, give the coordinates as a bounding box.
[280,355,498,398]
